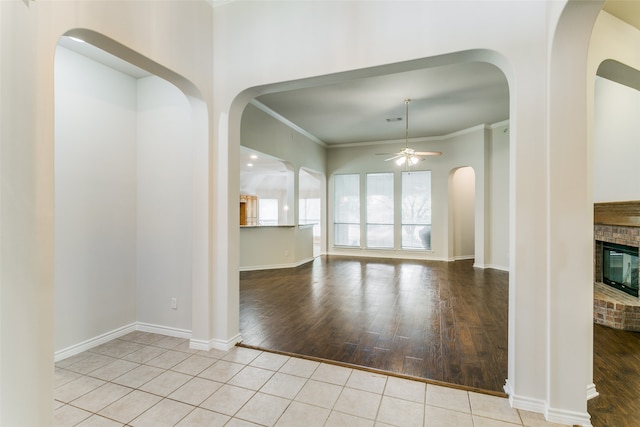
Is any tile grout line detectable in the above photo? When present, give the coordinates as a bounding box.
[55,334,559,427]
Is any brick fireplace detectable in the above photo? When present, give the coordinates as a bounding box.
[593,202,640,331]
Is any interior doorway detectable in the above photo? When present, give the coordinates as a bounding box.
[450,166,476,261]
[299,168,324,257]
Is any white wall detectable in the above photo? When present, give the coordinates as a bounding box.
[210,3,599,413]
[593,77,640,202]
[0,0,610,424]
[585,11,640,409]
[239,225,313,270]
[326,126,500,263]
[241,104,326,176]
[54,46,194,354]
[489,123,510,270]
[1,2,213,424]
[54,45,138,351]
[241,102,507,266]
[241,103,327,236]
[137,76,193,332]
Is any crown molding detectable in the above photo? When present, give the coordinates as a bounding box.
[328,123,500,149]
[249,100,327,148]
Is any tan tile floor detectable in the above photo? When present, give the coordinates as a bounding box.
[54,331,569,427]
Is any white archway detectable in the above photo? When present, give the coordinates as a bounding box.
[448,166,476,262]
[299,167,325,257]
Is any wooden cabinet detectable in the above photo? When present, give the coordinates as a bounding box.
[240,195,258,225]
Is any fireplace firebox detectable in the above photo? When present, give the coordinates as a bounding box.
[601,241,639,297]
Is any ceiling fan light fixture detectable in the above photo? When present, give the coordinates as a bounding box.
[380,98,442,169]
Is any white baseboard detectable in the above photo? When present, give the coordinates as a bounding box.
[546,407,592,427]
[328,249,446,262]
[189,338,212,351]
[504,379,543,413]
[55,321,248,361]
[508,392,547,414]
[474,262,509,272]
[136,322,191,339]
[586,383,599,400]
[55,322,192,362]
[505,379,595,427]
[54,322,137,362]
[239,257,314,272]
[190,333,242,351]
[211,334,242,351]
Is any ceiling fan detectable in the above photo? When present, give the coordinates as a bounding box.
[381,99,442,168]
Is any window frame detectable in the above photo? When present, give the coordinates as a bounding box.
[365,172,395,249]
[333,173,361,247]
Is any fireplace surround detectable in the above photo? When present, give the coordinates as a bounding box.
[593,201,640,331]
[600,241,638,297]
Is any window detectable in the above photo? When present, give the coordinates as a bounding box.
[366,173,394,248]
[334,174,360,246]
[259,198,278,225]
[401,171,432,249]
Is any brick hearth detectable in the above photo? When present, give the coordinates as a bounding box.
[594,282,640,331]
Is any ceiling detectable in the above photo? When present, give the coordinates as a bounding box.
[603,0,640,30]
[251,1,640,148]
[57,36,151,79]
[256,62,509,146]
[57,0,639,153]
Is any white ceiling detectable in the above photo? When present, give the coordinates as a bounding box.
[256,62,509,146]
[603,0,640,30]
[57,0,640,158]
[57,36,151,79]
[248,1,640,148]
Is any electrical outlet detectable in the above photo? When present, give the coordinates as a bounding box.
[171,297,177,310]
[284,249,289,256]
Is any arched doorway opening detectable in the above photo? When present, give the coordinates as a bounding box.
[299,167,324,257]
[233,52,512,392]
[449,166,476,262]
[588,57,640,425]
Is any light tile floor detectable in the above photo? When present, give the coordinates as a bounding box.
[54,331,569,427]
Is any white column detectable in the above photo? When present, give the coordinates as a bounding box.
[544,1,603,424]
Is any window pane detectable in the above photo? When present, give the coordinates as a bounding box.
[402,224,431,250]
[366,173,393,248]
[402,171,431,249]
[334,174,360,223]
[334,223,360,246]
[367,224,394,248]
[334,174,360,247]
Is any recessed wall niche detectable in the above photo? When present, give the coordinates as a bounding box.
[54,36,194,357]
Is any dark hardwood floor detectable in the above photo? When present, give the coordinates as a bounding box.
[240,255,640,425]
[240,256,508,392]
[589,325,640,427]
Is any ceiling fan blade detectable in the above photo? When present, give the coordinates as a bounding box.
[376,153,395,156]
[384,155,402,161]
[414,151,442,156]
